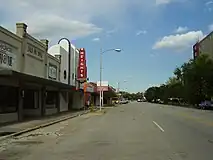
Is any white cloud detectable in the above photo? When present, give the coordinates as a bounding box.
[156,0,172,5]
[205,1,213,5]
[136,30,147,36]
[148,84,161,87]
[153,31,204,50]
[209,24,213,31]
[175,26,188,33]
[156,0,185,5]
[0,0,155,40]
[205,1,213,12]
[24,14,102,40]
[92,37,100,41]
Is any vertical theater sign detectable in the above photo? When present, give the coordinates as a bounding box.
[77,48,87,82]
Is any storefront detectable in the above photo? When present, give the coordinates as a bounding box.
[0,23,77,124]
[95,85,116,106]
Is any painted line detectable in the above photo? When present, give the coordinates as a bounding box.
[153,121,165,132]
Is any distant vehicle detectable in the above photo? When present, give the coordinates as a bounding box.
[120,100,129,104]
[199,101,213,110]
[137,99,143,102]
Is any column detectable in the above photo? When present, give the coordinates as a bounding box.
[41,86,46,116]
[56,90,60,113]
[18,86,24,121]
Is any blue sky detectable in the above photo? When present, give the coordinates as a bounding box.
[1,0,213,92]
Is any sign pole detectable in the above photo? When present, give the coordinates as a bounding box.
[83,82,87,110]
[100,48,102,111]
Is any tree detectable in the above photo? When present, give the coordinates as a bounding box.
[145,54,213,106]
[119,91,144,100]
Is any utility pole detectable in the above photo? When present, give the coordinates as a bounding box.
[99,48,103,111]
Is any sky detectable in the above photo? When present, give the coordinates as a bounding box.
[1,0,213,93]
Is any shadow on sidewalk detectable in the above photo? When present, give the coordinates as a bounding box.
[0,110,88,136]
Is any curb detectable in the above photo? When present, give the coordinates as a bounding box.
[0,110,90,142]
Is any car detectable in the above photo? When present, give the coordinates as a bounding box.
[137,99,142,102]
[120,99,129,104]
[199,100,213,110]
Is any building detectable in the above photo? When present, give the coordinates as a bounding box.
[193,31,213,59]
[48,40,87,110]
[79,81,116,107]
[0,23,87,124]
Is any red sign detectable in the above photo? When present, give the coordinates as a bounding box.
[77,48,87,81]
[193,42,200,59]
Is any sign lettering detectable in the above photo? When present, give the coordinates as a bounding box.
[0,42,15,69]
[27,44,43,59]
[48,64,57,80]
[77,48,87,81]
[0,42,12,53]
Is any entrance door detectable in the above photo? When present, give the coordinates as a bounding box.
[23,89,39,109]
[68,92,73,110]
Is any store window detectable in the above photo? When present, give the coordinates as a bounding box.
[23,89,39,109]
[46,91,57,108]
[0,86,18,113]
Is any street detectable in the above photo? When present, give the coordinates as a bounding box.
[1,103,213,160]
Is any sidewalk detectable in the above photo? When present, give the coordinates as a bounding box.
[0,110,89,138]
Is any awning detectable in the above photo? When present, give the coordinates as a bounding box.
[0,69,76,90]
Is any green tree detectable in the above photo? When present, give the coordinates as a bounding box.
[145,54,213,106]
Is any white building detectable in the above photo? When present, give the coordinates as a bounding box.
[48,39,84,110]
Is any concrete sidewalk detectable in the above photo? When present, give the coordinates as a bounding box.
[0,110,89,140]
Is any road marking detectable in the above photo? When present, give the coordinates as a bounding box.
[153,121,165,132]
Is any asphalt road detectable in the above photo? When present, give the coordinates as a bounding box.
[1,102,213,160]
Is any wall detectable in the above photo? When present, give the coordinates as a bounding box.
[71,44,79,86]
[0,26,22,72]
[199,32,213,57]
[46,54,60,81]
[75,49,80,88]
[48,45,69,84]
[23,89,42,117]
[70,44,75,86]
[59,91,69,112]
[0,112,18,124]
[48,40,79,87]
[45,108,57,115]
[58,39,70,84]
[23,34,46,78]
[72,91,84,109]
[95,96,100,106]
[0,26,22,124]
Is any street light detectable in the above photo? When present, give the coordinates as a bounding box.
[117,80,127,103]
[99,48,121,111]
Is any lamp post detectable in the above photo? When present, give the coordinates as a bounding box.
[58,38,71,85]
[117,80,127,103]
[99,48,121,111]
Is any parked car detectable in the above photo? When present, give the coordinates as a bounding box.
[199,100,213,110]
[137,99,142,102]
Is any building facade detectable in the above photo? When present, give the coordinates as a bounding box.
[193,31,213,59]
[48,39,86,110]
[0,23,85,124]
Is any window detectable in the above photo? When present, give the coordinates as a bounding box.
[0,86,18,113]
[46,91,57,108]
[64,70,67,79]
[23,89,39,109]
